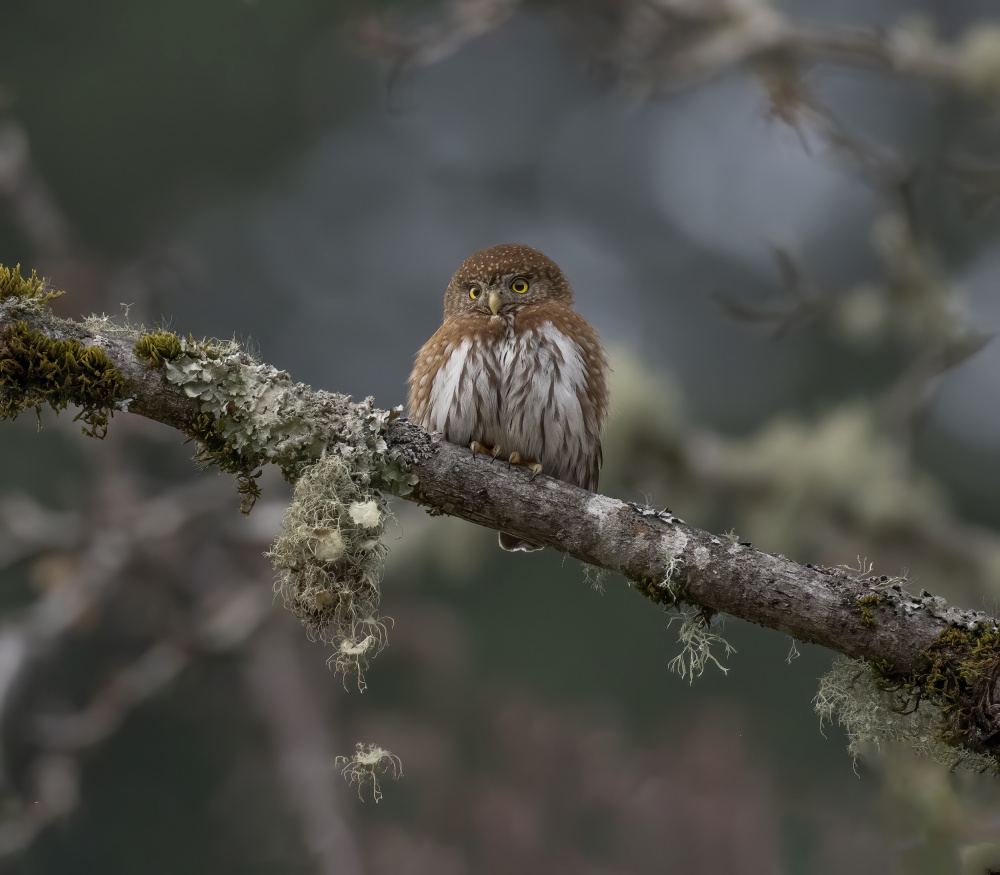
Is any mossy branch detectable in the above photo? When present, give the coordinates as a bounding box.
[3,287,1000,770]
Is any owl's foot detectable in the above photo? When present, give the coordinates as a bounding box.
[470,440,503,462]
[507,452,543,480]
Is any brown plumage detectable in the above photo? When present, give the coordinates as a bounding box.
[408,244,609,552]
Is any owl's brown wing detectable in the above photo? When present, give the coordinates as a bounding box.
[407,322,459,429]
[408,317,506,447]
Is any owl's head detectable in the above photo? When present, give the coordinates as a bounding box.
[443,244,573,320]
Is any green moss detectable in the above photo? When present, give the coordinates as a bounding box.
[924,623,1000,741]
[633,576,668,604]
[0,320,128,437]
[134,329,183,366]
[872,621,1000,756]
[185,411,264,513]
[856,592,888,629]
[0,264,63,306]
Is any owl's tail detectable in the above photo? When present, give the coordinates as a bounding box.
[498,532,544,552]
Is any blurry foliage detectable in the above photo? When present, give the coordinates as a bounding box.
[0,0,385,253]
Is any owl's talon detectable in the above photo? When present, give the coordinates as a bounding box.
[507,452,543,480]
[471,440,503,461]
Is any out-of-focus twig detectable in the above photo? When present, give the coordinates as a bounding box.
[351,0,521,77]
[0,479,276,858]
[0,120,77,261]
[353,1,974,99]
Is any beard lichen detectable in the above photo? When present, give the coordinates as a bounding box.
[268,454,390,689]
[336,742,402,802]
[815,622,1000,774]
[631,557,736,683]
[0,319,128,437]
[667,607,736,684]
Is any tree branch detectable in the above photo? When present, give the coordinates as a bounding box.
[2,292,999,768]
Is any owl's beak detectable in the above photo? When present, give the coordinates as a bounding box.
[487,290,502,316]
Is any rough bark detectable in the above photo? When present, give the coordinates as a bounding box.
[388,417,989,669]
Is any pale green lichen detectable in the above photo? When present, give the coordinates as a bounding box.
[267,454,390,689]
[375,454,419,497]
[5,286,407,685]
[138,332,400,681]
[631,557,736,683]
[336,743,402,802]
[162,338,390,470]
[148,333,397,510]
[786,638,800,664]
[583,563,609,594]
[667,608,736,684]
[81,312,144,340]
[130,329,405,681]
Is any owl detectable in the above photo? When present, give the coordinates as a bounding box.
[408,244,609,552]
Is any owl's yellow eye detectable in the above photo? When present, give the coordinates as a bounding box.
[510,277,529,293]
[469,287,480,299]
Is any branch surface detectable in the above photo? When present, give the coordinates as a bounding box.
[2,299,999,761]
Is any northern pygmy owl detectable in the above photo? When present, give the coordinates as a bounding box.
[408,244,609,552]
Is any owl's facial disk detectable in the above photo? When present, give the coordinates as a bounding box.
[443,244,573,321]
[466,273,537,317]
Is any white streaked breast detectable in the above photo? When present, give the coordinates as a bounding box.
[502,321,590,483]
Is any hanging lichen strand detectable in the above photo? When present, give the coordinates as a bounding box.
[137,327,400,681]
[268,455,390,688]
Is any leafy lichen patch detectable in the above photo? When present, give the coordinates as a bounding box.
[0,319,128,437]
[267,454,390,688]
[163,339,388,469]
[148,334,394,511]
